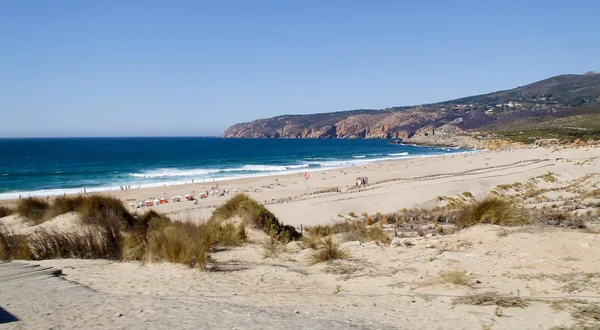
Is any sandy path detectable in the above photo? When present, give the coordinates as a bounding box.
[0,267,390,330]
[10,224,600,329]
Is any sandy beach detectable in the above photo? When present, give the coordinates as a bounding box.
[4,145,594,226]
[2,144,600,329]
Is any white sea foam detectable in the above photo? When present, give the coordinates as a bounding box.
[129,168,221,178]
[352,155,366,159]
[129,164,310,178]
[388,152,409,156]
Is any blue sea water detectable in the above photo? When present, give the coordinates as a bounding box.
[0,137,471,199]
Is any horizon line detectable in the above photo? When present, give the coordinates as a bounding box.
[0,135,224,139]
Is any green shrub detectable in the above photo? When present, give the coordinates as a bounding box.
[457,197,528,229]
[16,198,50,224]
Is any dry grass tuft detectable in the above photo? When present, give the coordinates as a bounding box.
[309,237,349,265]
[438,270,473,286]
[0,225,31,260]
[2,194,248,269]
[453,292,530,308]
[457,197,528,229]
[324,262,363,275]
[300,235,321,249]
[0,206,14,218]
[536,211,586,229]
[145,222,213,269]
[261,240,288,258]
[16,198,50,224]
[28,223,122,260]
[76,195,137,229]
[305,219,390,244]
[211,194,300,242]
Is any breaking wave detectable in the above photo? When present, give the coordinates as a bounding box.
[129,164,310,178]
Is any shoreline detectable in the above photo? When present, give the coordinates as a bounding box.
[4,145,598,227]
[0,147,476,201]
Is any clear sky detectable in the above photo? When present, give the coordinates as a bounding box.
[1,0,598,137]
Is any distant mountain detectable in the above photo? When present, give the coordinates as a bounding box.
[223,73,600,141]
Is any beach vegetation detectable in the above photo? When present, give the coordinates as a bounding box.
[309,237,349,265]
[46,195,85,218]
[29,224,122,260]
[305,219,390,244]
[456,197,529,229]
[210,193,300,242]
[261,240,288,258]
[438,269,473,286]
[145,221,213,269]
[300,235,321,249]
[16,198,50,225]
[453,292,530,308]
[537,172,558,183]
[0,206,14,218]
[76,195,137,228]
[0,225,31,260]
[0,194,249,269]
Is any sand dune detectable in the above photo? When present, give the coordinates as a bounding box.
[2,145,600,329]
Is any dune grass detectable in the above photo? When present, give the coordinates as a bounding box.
[438,269,473,286]
[0,194,259,269]
[456,197,528,229]
[305,219,390,244]
[15,195,137,229]
[210,193,300,242]
[29,224,122,260]
[145,221,213,269]
[309,237,349,265]
[0,206,14,218]
[16,198,50,225]
[0,225,30,260]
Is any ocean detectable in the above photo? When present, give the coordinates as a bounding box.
[0,137,471,199]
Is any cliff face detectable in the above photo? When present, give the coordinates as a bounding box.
[223,73,600,144]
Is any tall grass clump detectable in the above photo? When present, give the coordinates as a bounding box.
[2,194,250,269]
[146,221,213,269]
[309,237,349,265]
[0,206,14,218]
[210,194,300,242]
[457,197,528,229]
[77,195,136,228]
[16,198,50,225]
[28,223,122,260]
[0,225,30,260]
[46,196,85,218]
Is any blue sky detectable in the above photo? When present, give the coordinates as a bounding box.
[1,0,598,137]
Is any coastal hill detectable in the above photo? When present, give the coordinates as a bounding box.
[223,73,600,144]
